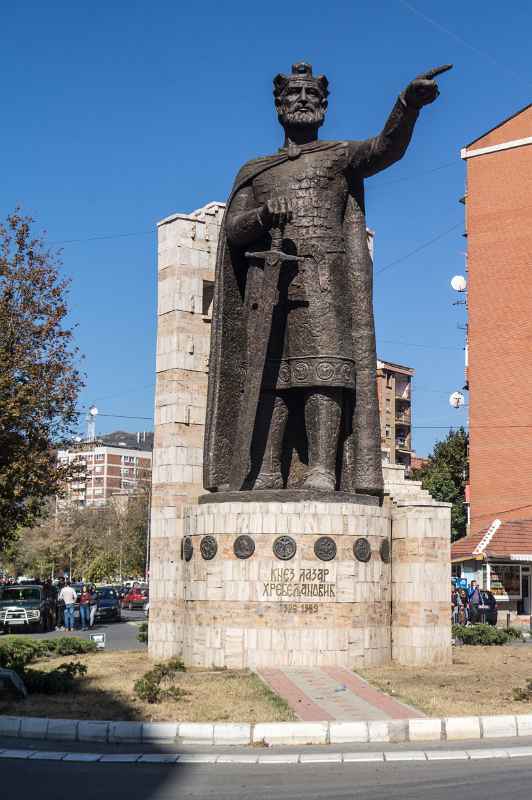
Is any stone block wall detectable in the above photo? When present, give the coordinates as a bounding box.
[149,202,223,659]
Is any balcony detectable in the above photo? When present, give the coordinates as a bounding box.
[395,439,411,452]
[395,412,411,425]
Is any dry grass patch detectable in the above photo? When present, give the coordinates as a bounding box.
[0,650,294,722]
[359,645,532,717]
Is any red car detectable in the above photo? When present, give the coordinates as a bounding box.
[122,586,148,610]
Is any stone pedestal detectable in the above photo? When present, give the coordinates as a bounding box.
[149,464,452,668]
[181,499,392,669]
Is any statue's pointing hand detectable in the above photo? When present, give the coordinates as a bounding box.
[403,64,453,110]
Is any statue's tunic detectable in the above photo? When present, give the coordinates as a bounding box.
[238,145,357,391]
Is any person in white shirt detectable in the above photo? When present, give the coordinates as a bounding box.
[58,582,77,631]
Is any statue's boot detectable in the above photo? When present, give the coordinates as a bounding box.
[302,388,342,492]
[253,392,288,490]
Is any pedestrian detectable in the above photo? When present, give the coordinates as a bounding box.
[58,581,77,632]
[56,577,66,630]
[468,580,482,624]
[451,584,461,624]
[89,584,98,628]
[79,584,92,630]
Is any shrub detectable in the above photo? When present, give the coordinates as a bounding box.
[452,623,510,646]
[512,679,532,702]
[137,622,148,644]
[0,638,50,670]
[506,626,524,641]
[23,662,88,694]
[48,637,97,656]
[133,658,187,704]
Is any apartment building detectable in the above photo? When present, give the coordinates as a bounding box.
[463,104,532,533]
[376,359,415,469]
[57,437,152,508]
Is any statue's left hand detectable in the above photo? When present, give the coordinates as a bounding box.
[403,64,452,109]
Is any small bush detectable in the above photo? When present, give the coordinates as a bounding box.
[137,622,148,644]
[133,657,187,704]
[512,679,532,702]
[48,637,97,656]
[0,638,50,670]
[506,626,524,641]
[452,623,510,646]
[23,662,88,694]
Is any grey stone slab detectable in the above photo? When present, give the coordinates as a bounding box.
[198,490,379,506]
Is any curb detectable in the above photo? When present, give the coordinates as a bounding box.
[1,713,532,746]
[2,745,532,764]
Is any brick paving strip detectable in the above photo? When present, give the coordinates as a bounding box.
[258,667,422,721]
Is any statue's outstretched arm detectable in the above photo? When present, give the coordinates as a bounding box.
[352,66,450,179]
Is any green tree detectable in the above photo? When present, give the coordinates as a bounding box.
[0,210,83,550]
[412,427,468,541]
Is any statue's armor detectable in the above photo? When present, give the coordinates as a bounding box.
[249,145,356,391]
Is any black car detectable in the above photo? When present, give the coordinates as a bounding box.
[0,584,56,633]
[95,586,121,623]
[477,590,498,625]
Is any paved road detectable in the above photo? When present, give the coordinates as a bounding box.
[1,754,532,799]
[0,609,146,651]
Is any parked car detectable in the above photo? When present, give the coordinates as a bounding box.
[122,586,148,610]
[95,586,122,623]
[478,590,498,625]
[0,584,56,633]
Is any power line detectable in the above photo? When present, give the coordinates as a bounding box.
[375,221,462,276]
[380,338,462,351]
[397,0,530,86]
[74,411,153,421]
[369,159,459,189]
[51,230,154,246]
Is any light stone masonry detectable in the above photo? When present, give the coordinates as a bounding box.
[149,202,452,667]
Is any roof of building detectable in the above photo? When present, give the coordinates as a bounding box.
[451,518,532,562]
[465,102,532,148]
[376,359,415,376]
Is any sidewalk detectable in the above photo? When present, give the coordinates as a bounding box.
[258,667,422,721]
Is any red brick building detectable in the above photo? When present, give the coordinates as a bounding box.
[463,104,532,533]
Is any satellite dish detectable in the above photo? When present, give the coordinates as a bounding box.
[451,275,467,292]
[449,391,465,409]
[89,405,99,417]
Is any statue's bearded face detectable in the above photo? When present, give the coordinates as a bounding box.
[277,81,327,128]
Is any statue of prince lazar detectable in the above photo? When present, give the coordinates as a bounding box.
[203,61,450,500]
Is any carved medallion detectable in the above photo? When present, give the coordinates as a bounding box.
[314,536,337,561]
[200,535,217,561]
[353,537,371,562]
[234,534,255,559]
[183,536,193,562]
[273,535,297,561]
[380,538,391,564]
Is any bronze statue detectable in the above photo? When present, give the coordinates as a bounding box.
[204,62,451,498]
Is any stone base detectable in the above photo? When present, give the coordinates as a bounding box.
[149,465,452,668]
[198,490,381,506]
[181,499,392,669]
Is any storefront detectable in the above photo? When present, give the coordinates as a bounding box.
[451,519,532,616]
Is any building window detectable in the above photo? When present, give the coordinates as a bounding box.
[95,453,104,462]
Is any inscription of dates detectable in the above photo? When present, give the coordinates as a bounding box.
[279,603,319,614]
[200,535,218,561]
[233,534,255,559]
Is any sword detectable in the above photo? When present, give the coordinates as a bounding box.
[229,227,299,490]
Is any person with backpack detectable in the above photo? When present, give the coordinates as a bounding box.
[468,580,482,624]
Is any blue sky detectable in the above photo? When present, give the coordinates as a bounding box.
[1,0,530,455]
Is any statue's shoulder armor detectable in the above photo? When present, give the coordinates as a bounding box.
[234,153,280,185]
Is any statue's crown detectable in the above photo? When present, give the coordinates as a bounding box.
[273,62,329,101]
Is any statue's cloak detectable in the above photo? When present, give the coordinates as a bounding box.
[203,141,383,497]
